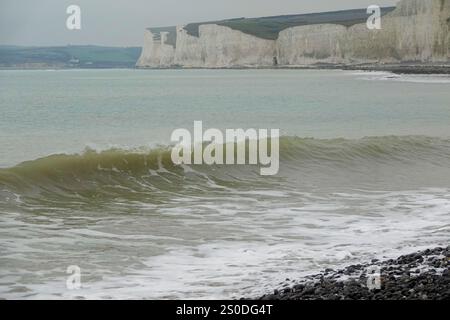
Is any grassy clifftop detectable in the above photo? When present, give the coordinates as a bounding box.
[183,7,396,40]
[147,7,396,47]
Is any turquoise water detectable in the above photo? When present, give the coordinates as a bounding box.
[1,69,450,167]
[0,69,449,299]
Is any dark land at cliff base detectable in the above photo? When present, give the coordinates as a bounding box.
[342,63,450,75]
[281,63,450,75]
[253,246,449,300]
[228,63,450,75]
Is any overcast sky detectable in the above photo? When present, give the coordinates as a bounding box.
[0,0,398,47]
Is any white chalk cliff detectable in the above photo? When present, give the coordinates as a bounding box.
[136,0,450,68]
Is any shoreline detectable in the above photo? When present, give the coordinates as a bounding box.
[135,63,450,75]
[252,246,449,300]
[2,63,450,75]
[340,64,450,75]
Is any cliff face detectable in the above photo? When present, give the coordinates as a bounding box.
[276,24,348,65]
[136,0,450,68]
[174,26,203,67]
[275,0,450,65]
[198,25,276,68]
[390,0,450,62]
[136,30,175,68]
[342,0,450,63]
[148,24,276,68]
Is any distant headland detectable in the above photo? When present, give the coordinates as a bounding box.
[0,45,141,69]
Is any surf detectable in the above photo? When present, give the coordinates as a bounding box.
[1,135,450,203]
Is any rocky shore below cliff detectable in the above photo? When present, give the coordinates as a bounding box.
[255,246,449,300]
[274,63,450,75]
[342,63,450,75]
[135,64,450,75]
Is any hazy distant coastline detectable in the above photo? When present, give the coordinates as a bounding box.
[0,45,142,69]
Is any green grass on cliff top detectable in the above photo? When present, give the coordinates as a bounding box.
[149,7,395,42]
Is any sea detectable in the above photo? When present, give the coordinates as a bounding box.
[0,69,449,299]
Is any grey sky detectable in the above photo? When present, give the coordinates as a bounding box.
[0,0,398,47]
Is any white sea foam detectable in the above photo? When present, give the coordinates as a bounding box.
[354,71,450,84]
[1,188,449,299]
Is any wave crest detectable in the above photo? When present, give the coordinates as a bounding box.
[1,136,449,200]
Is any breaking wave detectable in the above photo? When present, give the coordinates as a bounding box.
[1,135,450,203]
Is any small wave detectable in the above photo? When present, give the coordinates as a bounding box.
[355,71,450,83]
